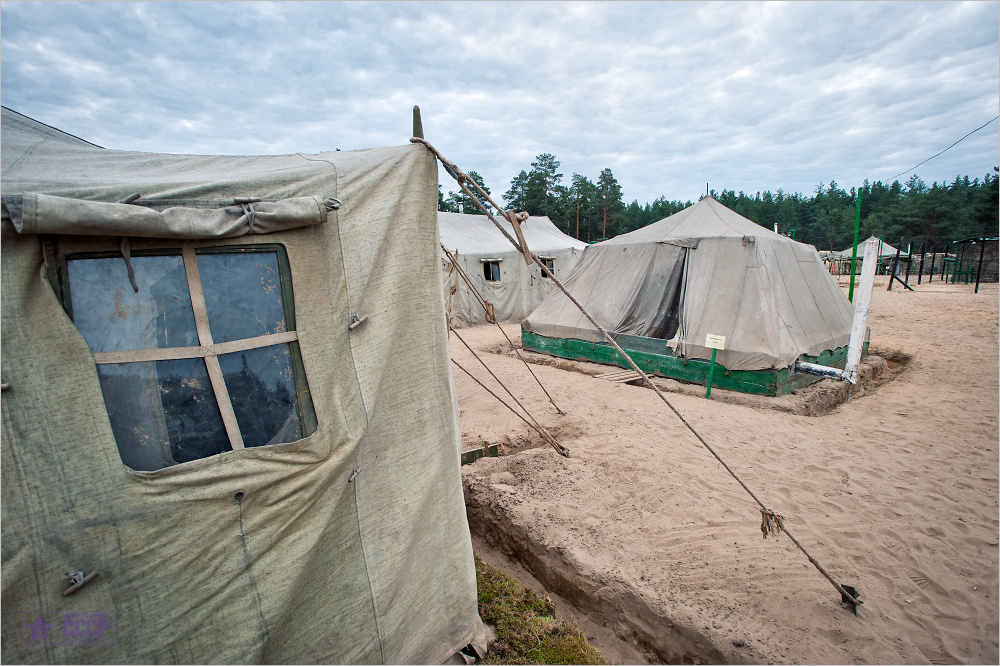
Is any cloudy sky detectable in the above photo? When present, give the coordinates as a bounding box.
[2,1,997,205]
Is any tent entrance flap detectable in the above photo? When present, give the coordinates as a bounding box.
[645,247,687,340]
[615,243,687,340]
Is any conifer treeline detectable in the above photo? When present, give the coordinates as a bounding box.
[439,154,999,250]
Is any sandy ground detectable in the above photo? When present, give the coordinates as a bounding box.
[454,281,999,664]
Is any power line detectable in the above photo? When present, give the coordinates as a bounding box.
[888,116,999,182]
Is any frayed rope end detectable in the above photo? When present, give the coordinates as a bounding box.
[760,508,785,539]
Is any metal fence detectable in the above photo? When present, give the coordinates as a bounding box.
[823,239,998,286]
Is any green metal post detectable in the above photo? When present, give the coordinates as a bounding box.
[705,348,718,399]
[848,192,861,302]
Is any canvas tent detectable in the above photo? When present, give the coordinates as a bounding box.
[821,237,906,276]
[834,236,899,260]
[439,211,586,326]
[0,107,484,664]
[522,197,858,395]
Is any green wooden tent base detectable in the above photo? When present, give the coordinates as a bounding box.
[521,331,858,397]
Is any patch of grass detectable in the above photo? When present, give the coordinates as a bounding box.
[476,556,607,665]
[870,344,913,366]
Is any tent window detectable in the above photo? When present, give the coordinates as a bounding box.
[483,261,501,282]
[63,245,316,471]
[540,257,555,277]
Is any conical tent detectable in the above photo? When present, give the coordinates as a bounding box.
[1,107,483,664]
[523,198,856,382]
[439,212,585,326]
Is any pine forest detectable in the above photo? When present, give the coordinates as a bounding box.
[439,153,999,252]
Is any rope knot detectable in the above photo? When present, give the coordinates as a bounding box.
[760,508,785,539]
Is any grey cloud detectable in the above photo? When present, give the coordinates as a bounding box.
[1,1,996,205]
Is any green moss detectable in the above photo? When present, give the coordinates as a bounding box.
[475,556,607,665]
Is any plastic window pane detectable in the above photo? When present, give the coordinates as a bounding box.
[196,251,286,344]
[96,359,229,471]
[218,343,303,448]
[67,255,199,352]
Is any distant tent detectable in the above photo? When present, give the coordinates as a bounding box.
[836,236,899,260]
[1,106,484,663]
[439,211,586,326]
[522,197,858,395]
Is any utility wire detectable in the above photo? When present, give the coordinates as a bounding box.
[888,116,999,182]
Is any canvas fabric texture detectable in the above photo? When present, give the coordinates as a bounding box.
[438,212,585,326]
[523,197,855,371]
[1,107,480,664]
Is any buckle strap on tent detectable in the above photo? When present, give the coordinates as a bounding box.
[118,194,142,293]
[120,236,138,293]
[235,197,261,234]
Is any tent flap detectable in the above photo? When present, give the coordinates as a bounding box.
[4,192,337,238]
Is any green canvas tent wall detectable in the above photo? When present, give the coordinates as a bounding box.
[439,211,585,326]
[522,197,858,396]
[0,107,484,663]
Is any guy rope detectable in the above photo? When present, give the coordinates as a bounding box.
[442,243,565,415]
[414,136,862,613]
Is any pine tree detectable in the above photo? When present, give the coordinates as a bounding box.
[597,168,624,239]
[503,170,530,212]
[445,170,491,214]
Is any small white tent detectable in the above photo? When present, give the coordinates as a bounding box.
[836,236,899,260]
[439,211,586,326]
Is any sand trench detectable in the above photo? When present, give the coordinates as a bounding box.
[455,283,999,665]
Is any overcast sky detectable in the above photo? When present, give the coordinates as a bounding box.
[2,1,997,205]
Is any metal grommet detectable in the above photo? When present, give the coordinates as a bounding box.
[234,491,245,500]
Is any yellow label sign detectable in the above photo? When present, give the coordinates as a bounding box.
[705,334,726,350]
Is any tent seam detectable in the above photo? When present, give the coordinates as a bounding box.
[330,161,387,662]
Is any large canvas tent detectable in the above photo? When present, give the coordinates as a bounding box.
[1,107,483,663]
[439,211,585,326]
[522,197,858,395]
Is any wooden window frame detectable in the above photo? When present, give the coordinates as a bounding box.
[58,243,316,458]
